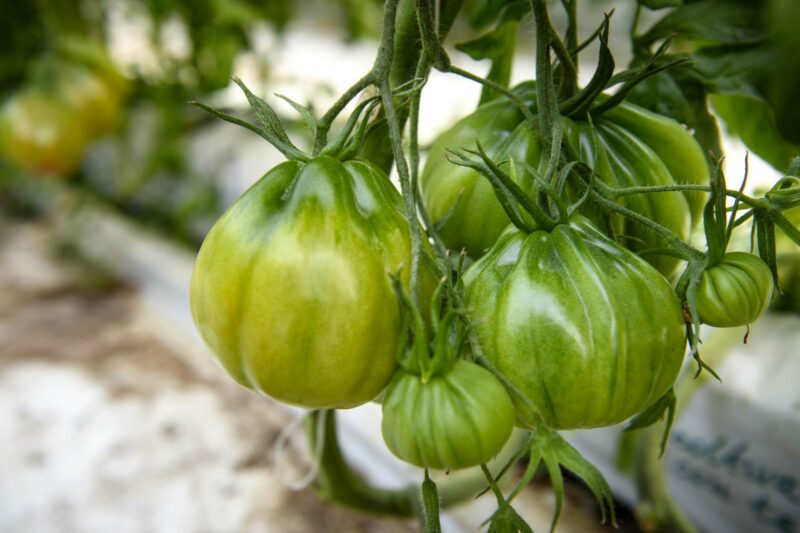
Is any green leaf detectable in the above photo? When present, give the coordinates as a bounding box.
[627,68,722,166]
[639,0,767,47]
[638,0,682,9]
[467,0,527,30]
[711,94,800,173]
[691,44,772,97]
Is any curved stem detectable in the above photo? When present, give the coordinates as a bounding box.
[382,76,424,302]
[308,409,518,517]
[309,410,416,516]
[631,327,742,532]
[588,187,704,261]
[444,65,537,127]
[313,74,374,154]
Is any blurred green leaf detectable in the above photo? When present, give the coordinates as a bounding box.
[711,93,800,172]
[638,0,682,9]
[638,0,767,46]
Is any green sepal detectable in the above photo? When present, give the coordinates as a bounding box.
[766,176,800,209]
[320,96,381,159]
[481,463,534,533]
[562,15,614,118]
[487,504,534,533]
[625,387,677,458]
[446,143,557,232]
[515,429,617,532]
[232,77,295,148]
[189,101,309,161]
[592,39,690,117]
[275,93,318,137]
[772,211,800,247]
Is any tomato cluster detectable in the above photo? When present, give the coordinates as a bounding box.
[0,58,124,177]
[190,81,780,472]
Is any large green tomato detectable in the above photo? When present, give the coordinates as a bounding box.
[381,360,514,470]
[0,88,87,177]
[465,217,687,430]
[695,252,774,327]
[420,83,708,275]
[191,156,428,409]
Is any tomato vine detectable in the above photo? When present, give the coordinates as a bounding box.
[187,0,800,531]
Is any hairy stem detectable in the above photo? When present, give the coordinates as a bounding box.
[530,0,578,98]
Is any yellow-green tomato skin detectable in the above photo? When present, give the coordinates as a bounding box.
[381,360,515,470]
[696,252,774,327]
[465,218,687,430]
[0,88,86,177]
[57,65,122,139]
[420,87,540,258]
[190,156,421,409]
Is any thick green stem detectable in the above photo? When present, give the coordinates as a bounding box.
[530,0,578,99]
[360,0,464,172]
[631,328,743,532]
[382,77,423,303]
[313,74,373,154]
[596,181,767,210]
[309,410,416,515]
[445,65,538,127]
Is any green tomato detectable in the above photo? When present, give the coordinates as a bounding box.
[0,88,87,177]
[465,217,687,430]
[57,64,122,140]
[190,156,428,409]
[695,252,774,328]
[420,82,708,275]
[381,360,514,470]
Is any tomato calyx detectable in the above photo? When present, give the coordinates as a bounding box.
[446,140,570,235]
[192,77,384,164]
[390,274,461,382]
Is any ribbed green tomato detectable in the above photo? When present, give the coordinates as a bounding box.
[0,88,87,177]
[465,217,687,430]
[191,156,427,409]
[696,252,774,327]
[420,83,708,275]
[381,360,514,470]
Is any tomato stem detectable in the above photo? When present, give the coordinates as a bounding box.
[530,0,578,99]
